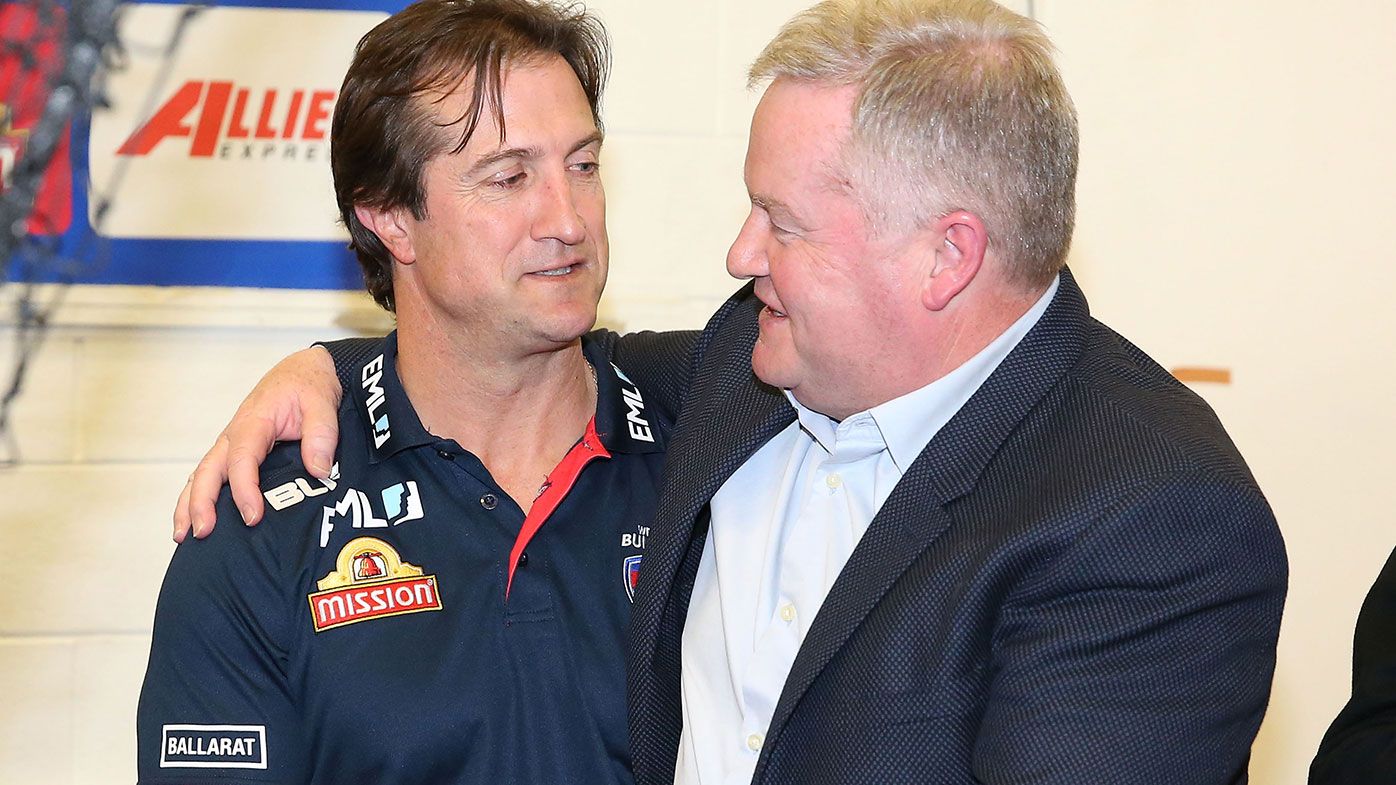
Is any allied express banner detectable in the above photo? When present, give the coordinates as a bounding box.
[31,0,407,289]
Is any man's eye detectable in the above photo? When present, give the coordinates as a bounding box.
[572,161,600,175]
[491,171,527,188]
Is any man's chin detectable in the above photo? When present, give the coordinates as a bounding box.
[536,307,600,346]
[749,345,794,391]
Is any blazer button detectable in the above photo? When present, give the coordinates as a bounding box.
[480,493,498,510]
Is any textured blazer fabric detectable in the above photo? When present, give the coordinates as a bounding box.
[622,269,1287,785]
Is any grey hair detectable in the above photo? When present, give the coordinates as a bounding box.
[750,0,1078,286]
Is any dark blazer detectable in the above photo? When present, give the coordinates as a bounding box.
[1310,546,1396,784]
[622,269,1287,785]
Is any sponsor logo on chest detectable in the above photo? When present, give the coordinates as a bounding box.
[623,554,643,603]
[308,537,442,632]
[318,481,424,547]
[621,524,648,602]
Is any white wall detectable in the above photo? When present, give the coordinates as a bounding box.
[1036,2,1396,782]
[2,1,1388,783]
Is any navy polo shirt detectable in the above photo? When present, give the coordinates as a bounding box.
[137,332,668,784]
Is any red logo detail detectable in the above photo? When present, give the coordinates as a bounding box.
[309,575,442,633]
[354,551,386,580]
[0,5,72,235]
[624,554,642,603]
[117,81,337,157]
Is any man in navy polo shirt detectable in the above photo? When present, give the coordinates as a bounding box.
[137,2,672,782]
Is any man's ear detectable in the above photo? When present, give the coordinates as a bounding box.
[355,205,416,265]
[923,210,988,311]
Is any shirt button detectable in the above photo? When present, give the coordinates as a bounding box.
[779,603,796,623]
[436,449,454,461]
[517,551,529,567]
[746,733,764,752]
[825,473,843,489]
[480,493,498,510]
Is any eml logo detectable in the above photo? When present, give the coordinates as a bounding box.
[319,481,424,547]
[612,364,655,443]
[362,354,392,449]
[117,81,336,160]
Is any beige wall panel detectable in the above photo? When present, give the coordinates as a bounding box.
[713,0,820,138]
[601,298,741,336]
[590,0,723,136]
[0,331,80,465]
[73,329,342,463]
[0,640,76,785]
[0,465,179,635]
[601,133,750,322]
[71,636,149,785]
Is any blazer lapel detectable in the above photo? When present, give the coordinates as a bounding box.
[643,378,794,615]
[629,288,797,785]
[755,270,1092,776]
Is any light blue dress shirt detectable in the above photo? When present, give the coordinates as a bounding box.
[675,276,1059,785]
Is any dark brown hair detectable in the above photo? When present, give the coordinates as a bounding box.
[331,0,610,311]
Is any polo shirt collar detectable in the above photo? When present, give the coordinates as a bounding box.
[587,336,667,455]
[352,332,666,464]
[351,332,436,464]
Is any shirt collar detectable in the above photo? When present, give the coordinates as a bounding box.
[352,331,665,464]
[351,332,435,464]
[587,336,667,455]
[786,274,1060,473]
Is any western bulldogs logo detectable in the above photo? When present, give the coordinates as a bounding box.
[623,555,642,603]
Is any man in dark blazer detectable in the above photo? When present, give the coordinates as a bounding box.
[619,2,1285,783]
[176,1,1286,783]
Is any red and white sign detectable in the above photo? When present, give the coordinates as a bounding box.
[88,4,386,240]
[309,574,442,633]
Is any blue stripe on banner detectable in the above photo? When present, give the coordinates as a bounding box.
[88,238,364,290]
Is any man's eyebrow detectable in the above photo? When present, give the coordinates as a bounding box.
[465,145,541,177]
[751,194,802,225]
[465,131,605,177]
[570,130,605,154]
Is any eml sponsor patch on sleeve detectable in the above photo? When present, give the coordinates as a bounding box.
[160,724,267,769]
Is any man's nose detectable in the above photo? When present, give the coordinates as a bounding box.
[726,210,768,279]
[533,174,587,246]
